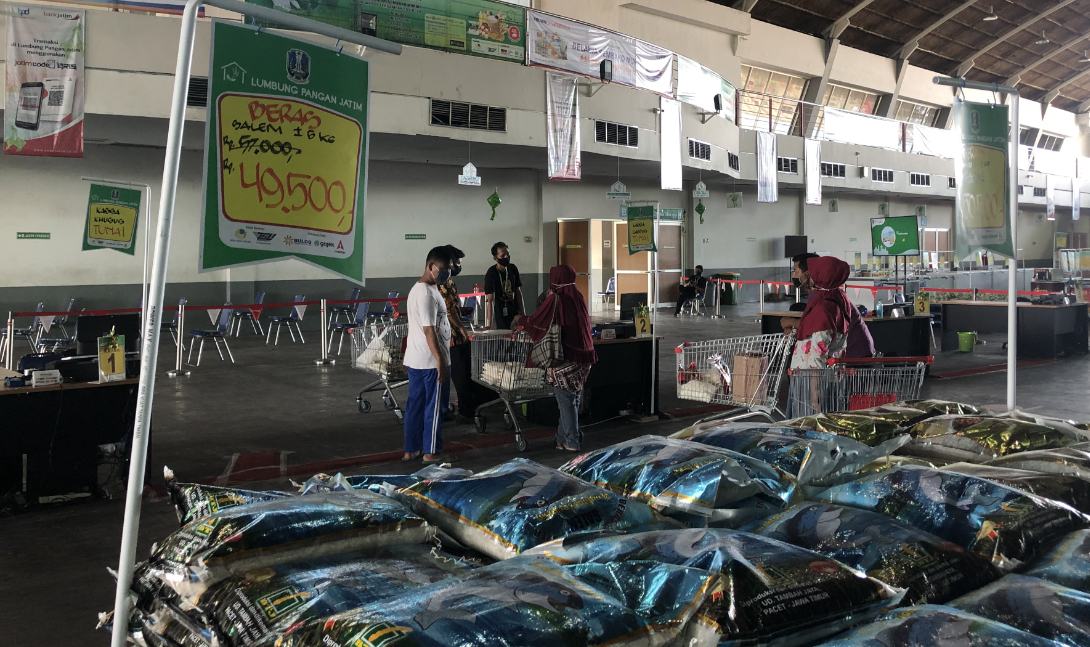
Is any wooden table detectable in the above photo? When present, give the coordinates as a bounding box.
[0,377,142,501]
[761,312,932,359]
[940,301,1088,358]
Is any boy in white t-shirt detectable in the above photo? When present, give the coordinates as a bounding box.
[402,246,454,463]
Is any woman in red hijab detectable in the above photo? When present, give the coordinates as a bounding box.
[519,265,598,451]
[792,256,853,369]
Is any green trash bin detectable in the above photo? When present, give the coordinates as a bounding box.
[714,272,741,305]
[958,331,977,353]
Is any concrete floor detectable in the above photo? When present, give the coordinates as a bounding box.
[3,300,1088,646]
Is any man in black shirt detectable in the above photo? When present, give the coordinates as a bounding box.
[675,265,708,316]
[484,241,524,330]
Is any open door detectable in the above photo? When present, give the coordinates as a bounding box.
[558,220,590,303]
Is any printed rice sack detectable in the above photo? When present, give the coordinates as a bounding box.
[671,422,909,490]
[812,604,1067,647]
[897,399,984,416]
[949,574,1090,647]
[744,502,1002,604]
[941,463,1090,516]
[1025,529,1090,592]
[784,412,906,447]
[559,435,799,523]
[527,528,903,647]
[274,555,716,647]
[148,490,432,604]
[297,465,473,496]
[987,443,1090,481]
[397,458,664,561]
[816,465,1087,569]
[904,415,1077,463]
[165,467,291,526]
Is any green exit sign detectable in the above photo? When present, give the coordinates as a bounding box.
[405,234,426,240]
[17,232,50,240]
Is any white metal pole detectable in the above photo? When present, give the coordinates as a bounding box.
[166,303,190,378]
[1007,95,1019,411]
[108,2,200,645]
[5,313,12,370]
[652,204,659,416]
[316,298,335,365]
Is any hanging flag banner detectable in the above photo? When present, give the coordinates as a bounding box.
[623,204,657,254]
[675,55,735,123]
[52,0,203,15]
[545,72,580,180]
[5,4,85,157]
[1046,175,1056,221]
[83,183,141,255]
[726,192,742,209]
[692,181,710,199]
[526,11,673,96]
[756,131,778,203]
[1074,176,1081,221]
[953,100,1014,259]
[245,0,524,63]
[660,96,682,191]
[804,138,821,205]
[607,181,630,200]
[200,21,369,284]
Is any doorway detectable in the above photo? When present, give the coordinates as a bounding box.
[557,219,591,304]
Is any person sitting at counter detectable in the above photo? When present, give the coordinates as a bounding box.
[517,265,598,452]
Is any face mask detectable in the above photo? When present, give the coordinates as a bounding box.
[451,264,462,277]
[497,257,511,267]
[436,268,451,284]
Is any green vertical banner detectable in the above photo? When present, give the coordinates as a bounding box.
[200,21,369,283]
[84,183,141,254]
[623,204,657,254]
[954,100,1014,259]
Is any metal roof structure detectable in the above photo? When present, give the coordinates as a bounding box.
[724,0,1090,112]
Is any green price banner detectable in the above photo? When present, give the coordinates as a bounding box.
[624,204,657,254]
[244,0,525,63]
[84,183,142,254]
[870,215,920,256]
[200,21,369,283]
[954,100,1013,259]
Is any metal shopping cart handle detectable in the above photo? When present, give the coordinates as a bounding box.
[827,356,934,366]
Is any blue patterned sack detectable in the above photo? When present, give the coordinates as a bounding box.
[949,574,1090,647]
[1025,529,1090,592]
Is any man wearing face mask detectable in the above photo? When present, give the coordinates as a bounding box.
[437,245,479,424]
[674,265,707,317]
[484,241,524,330]
[403,246,454,463]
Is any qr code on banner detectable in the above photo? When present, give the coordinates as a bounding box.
[47,89,65,107]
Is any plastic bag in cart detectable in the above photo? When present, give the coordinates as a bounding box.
[189,545,474,647]
[815,465,1088,569]
[164,466,291,526]
[903,415,1082,463]
[897,399,984,417]
[784,412,907,447]
[148,490,432,605]
[940,463,1090,516]
[1025,529,1090,592]
[948,574,1090,647]
[396,458,664,562]
[560,435,799,523]
[273,555,717,647]
[986,443,1090,481]
[811,604,1068,647]
[526,528,904,647]
[671,422,909,489]
[743,502,1002,605]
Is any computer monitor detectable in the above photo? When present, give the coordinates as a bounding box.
[75,313,141,356]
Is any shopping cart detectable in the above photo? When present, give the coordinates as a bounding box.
[675,332,795,423]
[469,330,553,451]
[350,321,409,421]
[787,356,933,417]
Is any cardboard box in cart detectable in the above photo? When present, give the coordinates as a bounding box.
[733,352,769,404]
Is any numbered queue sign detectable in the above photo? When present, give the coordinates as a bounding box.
[200,21,370,283]
[98,333,126,382]
[635,312,652,338]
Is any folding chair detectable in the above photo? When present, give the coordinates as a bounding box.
[683,286,712,316]
[327,287,360,327]
[266,294,306,344]
[597,276,617,305]
[328,302,368,355]
[161,298,186,347]
[36,298,78,352]
[231,291,265,337]
[461,294,478,330]
[1,302,43,360]
[52,298,76,340]
[188,303,235,365]
[366,291,399,323]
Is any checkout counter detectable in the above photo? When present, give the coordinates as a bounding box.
[940,301,1088,358]
[760,310,932,359]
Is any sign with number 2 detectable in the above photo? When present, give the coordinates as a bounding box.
[635,313,651,338]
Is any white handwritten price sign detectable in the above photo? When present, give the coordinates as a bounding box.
[200,22,369,283]
[84,183,141,254]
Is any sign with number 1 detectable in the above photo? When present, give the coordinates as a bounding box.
[98,334,126,382]
[200,21,369,283]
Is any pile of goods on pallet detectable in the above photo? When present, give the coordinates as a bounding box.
[100,400,1090,647]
